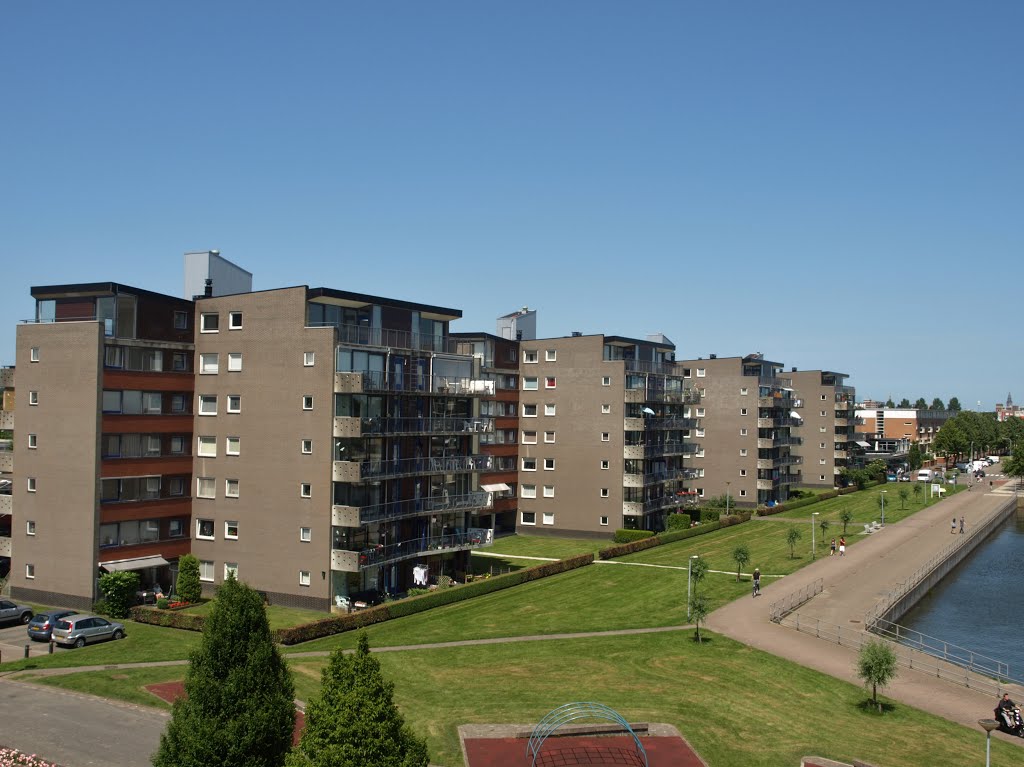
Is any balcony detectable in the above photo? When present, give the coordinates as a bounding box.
[0,535,10,557]
[833,418,849,427]
[834,450,848,460]
[756,479,774,491]
[312,322,466,354]
[334,370,494,397]
[756,455,803,470]
[0,411,12,430]
[758,395,794,409]
[757,417,799,429]
[332,415,494,439]
[625,416,698,431]
[349,527,494,570]
[0,495,11,515]
[334,491,491,527]
[624,388,701,405]
[0,367,13,388]
[624,441,699,460]
[623,467,700,487]
[622,501,642,516]
[779,472,802,485]
[334,455,495,483]
[0,448,11,473]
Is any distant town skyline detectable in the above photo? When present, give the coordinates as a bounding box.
[2,2,1020,408]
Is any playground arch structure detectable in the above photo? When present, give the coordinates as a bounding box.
[526,702,648,767]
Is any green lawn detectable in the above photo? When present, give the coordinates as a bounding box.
[178,601,327,631]
[775,483,966,526]
[482,533,608,559]
[25,665,179,709]
[33,631,1020,767]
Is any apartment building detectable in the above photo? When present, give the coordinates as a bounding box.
[190,286,493,610]
[676,354,801,508]
[854,407,952,451]
[514,333,699,536]
[11,283,196,608]
[451,331,521,534]
[1,366,13,583]
[789,370,857,488]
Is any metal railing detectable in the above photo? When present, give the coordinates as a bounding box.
[355,454,494,480]
[351,370,490,396]
[768,578,823,623]
[352,491,492,525]
[344,415,494,435]
[357,527,493,568]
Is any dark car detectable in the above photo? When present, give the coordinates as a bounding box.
[27,610,78,641]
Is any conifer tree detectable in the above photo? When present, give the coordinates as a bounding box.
[175,554,202,603]
[288,633,428,767]
[153,574,295,767]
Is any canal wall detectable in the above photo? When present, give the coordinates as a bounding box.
[872,494,1018,627]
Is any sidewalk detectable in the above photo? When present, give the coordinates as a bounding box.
[706,481,1023,746]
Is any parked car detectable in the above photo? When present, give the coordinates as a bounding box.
[51,615,125,648]
[0,599,33,625]
[27,610,78,641]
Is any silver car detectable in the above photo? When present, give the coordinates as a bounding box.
[51,614,125,648]
[0,599,33,625]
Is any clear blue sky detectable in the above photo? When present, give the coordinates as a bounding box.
[2,2,1021,408]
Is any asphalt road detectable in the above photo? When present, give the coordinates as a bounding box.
[0,677,166,767]
[0,621,76,663]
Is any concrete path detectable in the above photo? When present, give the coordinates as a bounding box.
[706,479,1024,746]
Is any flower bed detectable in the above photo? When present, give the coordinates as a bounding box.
[0,747,63,767]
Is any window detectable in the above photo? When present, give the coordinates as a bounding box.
[25,564,35,579]
[224,436,240,456]
[225,521,239,539]
[600,488,610,498]
[696,428,705,437]
[168,478,185,496]
[196,477,215,499]
[29,391,38,406]
[819,426,827,433]
[696,407,705,417]
[300,483,312,498]
[198,395,217,415]
[522,457,537,471]
[169,436,186,455]
[520,511,536,525]
[544,403,556,416]
[27,477,37,493]
[696,368,706,377]
[697,488,705,498]
[299,527,312,542]
[544,457,555,470]
[199,560,215,582]
[601,432,610,442]
[543,485,554,498]
[227,395,241,413]
[197,436,217,457]
[228,311,243,330]
[26,520,36,536]
[682,368,691,378]
[523,377,538,390]
[169,519,184,537]
[544,431,555,444]
[599,516,609,526]
[173,311,188,330]
[545,377,556,389]
[225,479,240,497]
[821,394,828,401]
[30,346,40,362]
[601,460,610,470]
[170,394,187,413]
[301,439,312,454]
[740,387,748,395]
[299,570,311,586]
[601,404,611,414]
[521,484,537,498]
[820,474,827,481]
[819,458,827,465]
[524,350,538,364]
[196,519,215,540]
[819,442,826,449]
[28,433,37,449]
[740,448,748,457]
[302,395,313,410]
[740,469,747,477]
[522,430,537,444]
[522,404,538,417]
[740,489,747,497]
[740,428,748,436]
[227,353,242,372]
[200,313,219,333]
[224,562,238,580]
[542,511,555,524]
[303,351,315,367]
[545,349,557,362]
[740,408,748,416]
[601,376,611,386]
[820,410,827,417]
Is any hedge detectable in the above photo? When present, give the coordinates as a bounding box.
[597,511,752,560]
[613,529,655,543]
[130,606,206,632]
[274,553,595,645]
[757,481,885,515]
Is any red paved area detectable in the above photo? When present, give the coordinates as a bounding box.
[464,736,705,767]
[144,681,306,745]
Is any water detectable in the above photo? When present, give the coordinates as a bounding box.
[899,514,1024,679]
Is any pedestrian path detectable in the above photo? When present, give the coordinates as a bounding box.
[706,480,1023,746]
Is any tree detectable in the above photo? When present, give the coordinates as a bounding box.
[930,397,945,411]
[897,398,911,408]
[897,487,909,510]
[839,509,853,534]
[911,483,922,503]
[1003,444,1024,488]
[785,527,802,559]
[914,397,927,409]
[857,639,899,712]
[947,397,962,412]
[689,555,709,588]
[176,554,202,603]
[732,545,750,581]
[689,594,711,643]
[288,633,428,767]
[98,570,141,619]
[153,575,296,767]
[885,398,895,408]
[818,518,830,539]
[932,422,967,465]
[865,459,888,482]
[907,443,923,471]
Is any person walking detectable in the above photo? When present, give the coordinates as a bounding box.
[951,516,957,533]
[838,536,846,556]
[829,538,837,557]
[752,567,761,598]
[959,516,965,534]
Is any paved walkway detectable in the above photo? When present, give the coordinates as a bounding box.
[706,479,1024,746]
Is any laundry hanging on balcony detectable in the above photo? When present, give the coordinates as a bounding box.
[412,564,429,586]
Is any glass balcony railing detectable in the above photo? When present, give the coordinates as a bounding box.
[356,527,494,568]
[343,415,494,435]
[356,454,495,480]
[352,491,491,525]
[348,370,493,396]
[624,467,701,485]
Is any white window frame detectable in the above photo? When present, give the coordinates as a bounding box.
[601,460,610,470]
[740,428,748,436]
[522,403,538,417]
[601,432,610,442]
[224,521,239,540]
[544,376,556,389]
[224,562,238,580]
[301,439,313,454]
[545,349,557,362]
[544,431,555,444]
[302,395,313,410]
[26,520,36,536]
[522,430,537,444]
[601,404,611,414]
[600,488,609,498]
[28,433,37,449]
[228,311,243,330]
[543,457,555,470]
[225,478,240,497]
[522,457,537,471]
[25,564,35,579]
[226,436,240,456]
[227,352,242,372]
[601,376,611,386]
[523,377,539,391]
[299,527,312,542]
[520,511,536,525]
[199,560,215,582]
[198,395,217,415]
[196,477,216,499]
[740,489,747,497]
[200,313,220,333]
[196,519,216,540]
[303,351,315,367]
[740,387,748,395]
[599,516,609,526]
[543,485,554,498]
[524,350,538,364]
[29,391,39,406]
[27,477,37,493]
[299,570,311,586]
[227,395,241,413]
[300,483,312,498]
[740,408,748,416]
[521,484,537,499]
[197,436,217,457]
[544,403,556,416]
[740,448,748,457]
[30,346,40,362]
[696,368,706,377]
[740,469,747,477]
[542,511,555,524]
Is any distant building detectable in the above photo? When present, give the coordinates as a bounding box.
[854,407,953,452]
[789,370,857,488]
[996,393,1023,422]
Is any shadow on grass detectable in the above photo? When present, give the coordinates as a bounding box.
[690,634,715,645]
[856,699,896,715]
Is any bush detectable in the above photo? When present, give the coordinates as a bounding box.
[665,513,691,531]
[699,509,721,523]
[98,570,141,619]
[131,606,206,632]
[92,599,110,616]
[613,529,655,543]
[275,554,594,645]
[176,554,202,604]
[156,598,170,610]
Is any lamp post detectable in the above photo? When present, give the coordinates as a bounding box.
[725,481,731,517]
[880,489,887,526]
[686,555,699,621]
[811,512,819,559]
[979,718,999,767]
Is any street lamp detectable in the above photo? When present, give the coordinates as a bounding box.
[811,512,819,559]
[686,555,699,621]
[725,481,731,517]
[979,718,999,767]
[880,490,887,526]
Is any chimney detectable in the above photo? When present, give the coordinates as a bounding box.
[516,330,522,341]
[204,278,213,298]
